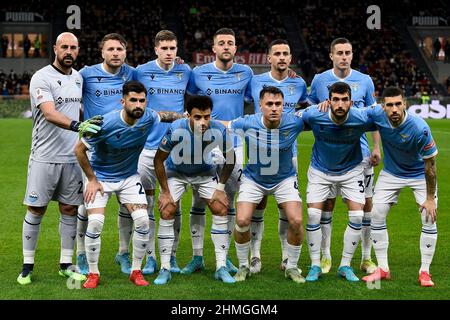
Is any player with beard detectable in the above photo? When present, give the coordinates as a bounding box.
[300,82,377,282]
[18,32,102,285]
[74,81,183,288]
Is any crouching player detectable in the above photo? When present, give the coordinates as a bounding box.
[153,95,236,285]
[74,81,182,288]
[223,86,306,283]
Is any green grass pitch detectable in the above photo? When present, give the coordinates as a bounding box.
[0,118,449,300]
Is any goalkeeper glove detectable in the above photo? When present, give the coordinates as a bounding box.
[70,115,103,138]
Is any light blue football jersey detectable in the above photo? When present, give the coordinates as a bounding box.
[159,118,233,176]
[308,68,376,158]
[250,72,307,114]
[229,113,304,188]
[369,105,438,179]
[134,60,191,149]
[187,62,253,121]
[250,71,308,157]
[300,105,376,175]
[79,63,135,120]
[83,108,160,182]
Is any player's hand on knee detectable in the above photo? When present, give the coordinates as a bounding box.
[209,190,229,208]
[421,199,437,223]
[85,179,104,203]
[158,192,176,213]
[318,100,331,112]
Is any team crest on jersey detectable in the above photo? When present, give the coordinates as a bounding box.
[288,85,295,95]
[282,130,290,138]
[57,80,62,86]
[175,73,183,80]
[235,73,242,81]
[28,191,38,203]
[400,133,409,142]
[75,79,81,88]
[35,88,43,100]
[350,83,359,92]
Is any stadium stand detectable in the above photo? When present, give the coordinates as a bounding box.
[1,0,449,97]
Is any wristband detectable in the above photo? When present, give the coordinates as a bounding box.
[216,183,225,191]
[70,120,80,132]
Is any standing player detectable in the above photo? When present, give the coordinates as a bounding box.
[248,39,308,273]
[153,95,236,284]
[134,30,191,275]
[302,82,376,282]
[361,87,438,287]
[17,32,101,285]
[76,33,135,276]
[184,28,253,274]
[74,81,182,288]
[223,86,306,283]
[308,37,380,274]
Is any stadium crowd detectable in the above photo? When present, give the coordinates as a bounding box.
[1,0,448,97]
[0,69,31,96]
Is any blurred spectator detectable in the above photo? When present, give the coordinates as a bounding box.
[33,37,41,58]
[445,39,450,63]
[433,38,441,60]
[23,35,31,58]
[1,36,8,58]
[446,76,450,94]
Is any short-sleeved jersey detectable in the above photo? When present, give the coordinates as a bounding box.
[134,60,191,150]
[250,72,308,114]
[159,119,233,175]
[308,69,376,107]
[29,64,83,163]
[82,108,160,182]
[229,113,304,188]
[187,62,253,121]
[79,63,135,120]
[369,105,438,179]
[300,105,376,175]
[308,69,376,158]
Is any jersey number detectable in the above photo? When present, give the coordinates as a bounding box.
[294,181,299,190]
[365,174,374,188]
[237,169,243,182]
[358,180,365,193]
[136,182,145,195]
[77,181,83,194]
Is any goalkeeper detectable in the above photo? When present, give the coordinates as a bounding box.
[17,31,102,285]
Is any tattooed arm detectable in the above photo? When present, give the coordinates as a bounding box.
[157,111,184,123]
[422,156,437,223]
